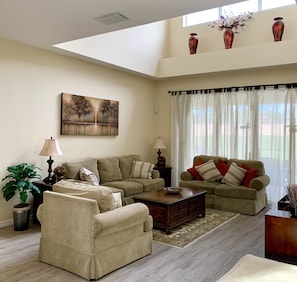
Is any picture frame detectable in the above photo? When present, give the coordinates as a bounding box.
[60,93,119,136]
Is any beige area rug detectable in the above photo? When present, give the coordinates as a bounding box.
[153,208,239,248]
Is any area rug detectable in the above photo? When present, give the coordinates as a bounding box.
[153,208,239,248]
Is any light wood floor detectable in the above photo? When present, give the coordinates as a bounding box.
[0,206,271,282]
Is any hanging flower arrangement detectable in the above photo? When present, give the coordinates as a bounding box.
[209,11,253,33]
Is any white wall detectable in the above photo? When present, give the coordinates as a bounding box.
[0,39,158,224]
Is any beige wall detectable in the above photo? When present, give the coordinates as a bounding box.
[0,39,159,225]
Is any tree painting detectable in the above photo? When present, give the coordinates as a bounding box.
[61,93,119,136]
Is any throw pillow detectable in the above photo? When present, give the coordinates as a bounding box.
[53,180,116,212]
[130,161,154,179]
[222,162,247,186]
[216,159,230,176]
[241,164,258,187]
[196,159,222,181]
[79,167,100,186]
[112,192,122,208]
[187,159,203,180]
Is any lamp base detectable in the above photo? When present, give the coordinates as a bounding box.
[156,156,166,167]
[43,174,57,185]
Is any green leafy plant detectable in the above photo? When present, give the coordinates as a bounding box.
[1,163,41,205]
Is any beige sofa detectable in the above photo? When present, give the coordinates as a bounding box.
[61,154,165,205]
[37,191,153,280]
[179,155,270,215]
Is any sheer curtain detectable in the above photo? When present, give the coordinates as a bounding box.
[171,87,297,203]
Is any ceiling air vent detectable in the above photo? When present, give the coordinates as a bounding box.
[95,12,129,25]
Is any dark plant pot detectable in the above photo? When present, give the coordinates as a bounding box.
[13,203,31,231]
[290,206,297,218]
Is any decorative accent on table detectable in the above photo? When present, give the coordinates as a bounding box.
[209,11,253,49]
[188,33,198,54]
[272,17,284,42]
[152,136,166,167]
[285,184,297,217]
[164,187,182,194]
[53,166,66,182]
[61,93,119,136]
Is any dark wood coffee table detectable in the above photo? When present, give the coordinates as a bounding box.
[133,187,206,234]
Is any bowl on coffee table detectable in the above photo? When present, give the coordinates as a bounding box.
[164,187,183,194]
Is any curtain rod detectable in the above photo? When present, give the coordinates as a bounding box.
[168,82,297,95]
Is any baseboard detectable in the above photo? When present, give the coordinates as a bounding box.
[0,219,13,228]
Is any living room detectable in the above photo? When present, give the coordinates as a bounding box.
[1,1,297,280]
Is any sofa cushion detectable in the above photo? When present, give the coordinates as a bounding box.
[187,159,203,180]
[127,178,164,192]
[215,184,257,200]
[222,162,247,186]
[196,159,222,181]
[63,159,99,180]
[97,157,123,184]
[241,164,259,187]
[130,161,154,179]
[103,181,143,197]
[79,167,100,186]
[119,155,141,179]
[53,180,116,212]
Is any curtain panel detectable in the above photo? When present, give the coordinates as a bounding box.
[171,87,297,203]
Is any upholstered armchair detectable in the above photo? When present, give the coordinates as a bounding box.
[37,191,153,280]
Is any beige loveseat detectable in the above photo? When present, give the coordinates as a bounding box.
[179,155,270,215]
[37,191,153,280]
[61,154,164,205]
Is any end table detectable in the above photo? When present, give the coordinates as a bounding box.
[32,181,53,224]
[154,166,172,187]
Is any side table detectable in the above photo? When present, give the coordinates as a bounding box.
[265,206,297,265]
[154,166,172,187]
[32,181,53,224]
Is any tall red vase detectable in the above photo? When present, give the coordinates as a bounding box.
[223,28,234,49]
[272,17,284,42]
[188,33,198,54]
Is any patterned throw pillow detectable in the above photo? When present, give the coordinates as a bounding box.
[79,167,100,186]
[196,159,222,181]
[222,162,247,186]
[130,161,154,179]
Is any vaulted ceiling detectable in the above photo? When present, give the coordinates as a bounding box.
[0,0,243,54]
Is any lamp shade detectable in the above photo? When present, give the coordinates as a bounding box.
[39,137,63,157]
[153,137,166,149]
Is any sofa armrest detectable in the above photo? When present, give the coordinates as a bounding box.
[92,202,150,238]
[249,175,270,191]
[180,171,193,181]
[152,169,160,178]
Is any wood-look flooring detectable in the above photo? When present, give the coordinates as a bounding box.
[0,206,271,282]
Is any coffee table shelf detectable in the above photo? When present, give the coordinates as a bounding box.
[134,187,206,234]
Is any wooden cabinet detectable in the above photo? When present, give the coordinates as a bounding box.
[32,181,53,224]
[265,206,297,264]
[154,166,172,187]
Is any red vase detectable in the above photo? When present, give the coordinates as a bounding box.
[188,33,198,54]
[224,28,234,49]
[272,17,284,42]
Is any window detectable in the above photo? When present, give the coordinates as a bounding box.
[183,0,296,27]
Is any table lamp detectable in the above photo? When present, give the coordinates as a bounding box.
[39,137,63,184]
[153,136,166,167]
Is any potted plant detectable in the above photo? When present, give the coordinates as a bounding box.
[1,163,41,230]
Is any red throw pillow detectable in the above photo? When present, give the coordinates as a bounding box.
[216,159,230,176]
[187,159,203,180]
[241,164,258,187]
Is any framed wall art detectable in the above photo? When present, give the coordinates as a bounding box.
[61,93,119,136]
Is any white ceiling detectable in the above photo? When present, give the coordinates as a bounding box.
[0,0,242,55]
